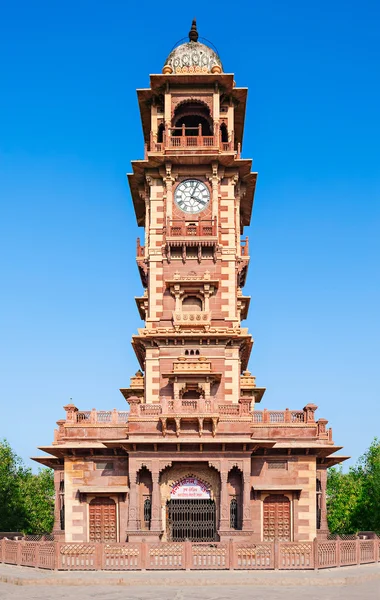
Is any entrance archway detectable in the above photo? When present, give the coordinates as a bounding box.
[166,476,216,541]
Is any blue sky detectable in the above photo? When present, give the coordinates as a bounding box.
[0,1,379,469]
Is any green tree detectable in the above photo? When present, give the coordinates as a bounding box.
[327,438,380,534]
[20,468,54,534]
[0,440,27,531]
[0,440,54,533]
[327,467,362,534]
[351,438,380,532]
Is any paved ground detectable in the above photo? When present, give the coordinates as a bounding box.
[0,564,380,599]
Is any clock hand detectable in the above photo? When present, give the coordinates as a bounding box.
[190,182,200,197]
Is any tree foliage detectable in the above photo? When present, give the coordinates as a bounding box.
[327,438,380,534]
[0,440,54,534]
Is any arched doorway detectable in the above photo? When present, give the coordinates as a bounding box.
[89,497,117,542]
[166,476,216,541]
[172,101,213,137]
[263,494,291,541]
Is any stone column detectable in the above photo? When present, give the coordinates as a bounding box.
[219,471,229,532]
[242,468,252,531]
[127,463,139,533]
[52,469,64,539]
[151,470,162,533]
[318,467,329,537]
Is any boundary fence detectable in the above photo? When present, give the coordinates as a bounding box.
[0,536,379,571]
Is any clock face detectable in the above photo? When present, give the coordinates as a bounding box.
[174,179,210,214]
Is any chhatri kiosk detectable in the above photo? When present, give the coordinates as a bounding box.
[33,21,346,545]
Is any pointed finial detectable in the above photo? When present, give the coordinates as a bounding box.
[189,18,199,42]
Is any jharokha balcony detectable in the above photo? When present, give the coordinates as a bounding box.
[145,126,240,157]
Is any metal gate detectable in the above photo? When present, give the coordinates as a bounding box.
[166,499,216,542]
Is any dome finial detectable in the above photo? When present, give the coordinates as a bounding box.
[189,18,199,42]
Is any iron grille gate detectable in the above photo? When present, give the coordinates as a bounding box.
[167,499,216,542]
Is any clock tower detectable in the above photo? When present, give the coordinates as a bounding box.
[38,21,345,548]
[124,19,263,540]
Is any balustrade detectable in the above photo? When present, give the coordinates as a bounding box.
[252,409,310,424]
[67,403,328,430]
[1,537,379,571]
[166,218,217,238]
[148,126,235,154]
[73,410,129,424]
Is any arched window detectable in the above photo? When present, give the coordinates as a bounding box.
[230,498,238,529]
[143,497,152,529]
[182,296,202,312]
[220,123,228,143]
[157,123,165,143]
[172,101,213,137]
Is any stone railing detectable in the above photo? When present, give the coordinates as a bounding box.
[63,405,128,425]
[166,218,217,238]
[252,405,320,425]
[161,398,217,415]
[148,127,235,154]
[2,536,379,571]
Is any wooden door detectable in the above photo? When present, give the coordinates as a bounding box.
[89,497,117,542]
[263,494,291,541]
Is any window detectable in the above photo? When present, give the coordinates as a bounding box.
[230,498,238,529]
[267,461,287,470]
[157,123,165,143]
[143,497,152,529]
[95,461,114,471]
[316,478,322,529]
[220,123,228,143]
[182,296,202,311]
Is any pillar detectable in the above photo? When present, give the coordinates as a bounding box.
[242,468,252,531]
[52,469,64,539]
[151,470,162,532]
[219,471,229,532]
[127,463,139,533]
[318,467,329,537]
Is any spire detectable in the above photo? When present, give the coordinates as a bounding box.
[189,19,199,42]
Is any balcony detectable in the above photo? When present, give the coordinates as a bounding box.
[146,126,240,156]
[173,310,211,331]
[240,237,249,257]
[136,238,145,258]
[166,218,217,239]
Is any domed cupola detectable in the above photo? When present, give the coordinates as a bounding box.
[163,20,223,75]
